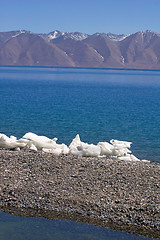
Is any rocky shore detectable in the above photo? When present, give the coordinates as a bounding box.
[0,148,160,238]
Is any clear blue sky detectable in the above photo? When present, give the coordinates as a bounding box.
[1,0,160,34]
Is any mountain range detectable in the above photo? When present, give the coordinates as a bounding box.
[0,29,160,69]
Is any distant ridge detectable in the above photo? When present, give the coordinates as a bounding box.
[0,29,160,69]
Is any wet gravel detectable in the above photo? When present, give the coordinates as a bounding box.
[0,148,159,233]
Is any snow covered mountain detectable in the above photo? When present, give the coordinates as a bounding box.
[41,30,129,42]
[0,29,160,69]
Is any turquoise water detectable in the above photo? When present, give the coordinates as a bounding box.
[0,66,160,161]
[0,66,160,240]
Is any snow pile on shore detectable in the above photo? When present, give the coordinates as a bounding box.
[0,132,140,161]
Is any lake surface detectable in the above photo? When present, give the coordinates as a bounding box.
[0,66,160,240]
[0,66,160,162]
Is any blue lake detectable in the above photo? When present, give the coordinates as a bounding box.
[0,66,160,239]
[0,66,160,162]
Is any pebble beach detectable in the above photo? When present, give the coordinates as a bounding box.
[0,148,160,238]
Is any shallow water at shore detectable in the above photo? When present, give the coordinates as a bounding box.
[0,210,158,240]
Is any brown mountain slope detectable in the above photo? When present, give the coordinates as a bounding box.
[0,31,21,46]
[52,37,105,67]
[83,33,124,68]
[119,31,160,68]
[0,33,75,66]
[1,30,160,69]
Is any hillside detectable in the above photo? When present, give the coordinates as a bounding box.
[0,30,160,69]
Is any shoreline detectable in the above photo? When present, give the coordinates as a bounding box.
[0,148,159,238]
[1,206,160,239]
[1,65,160,71]
[0,65,160,72]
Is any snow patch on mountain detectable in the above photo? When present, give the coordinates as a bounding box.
[94,32,130,41]
[106,33,130,41]
[93,49,104,61]
[139,30,157,40]
[120,56,125,63]
[12,30,32,38]
[48,30,89,41]
[48,30,64,39]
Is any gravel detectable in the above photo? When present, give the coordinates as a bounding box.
[0,148,159,238]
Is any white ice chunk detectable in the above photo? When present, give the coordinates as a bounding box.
[29,144,38,152]
[110,139,132,148]
[42,148,62,155]
[60,143,69,154]
[23,132,57,150]
[110,139,133,158]
[69,135,137,159]
[0,132,141,162]
[69,134,82,155]
[10,136,17,141]
[80,142,101,157]
[98,142,114,156]
[23,132,69,155]
[69,134,101,157]
[17,138,30,144]
[52,137,58,142]
[118,155,133,161]
[130,154,140,161]
[23,132,54,144]
[141,159,150,163]
[0,134,26,149]
[118,154,140,161]
[141,159,151,163]
[112,147,131,157]
[69,134,81,148]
